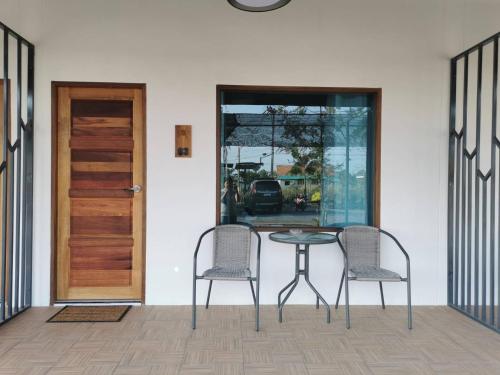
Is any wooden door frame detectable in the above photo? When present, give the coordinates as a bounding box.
[50,81,147,304]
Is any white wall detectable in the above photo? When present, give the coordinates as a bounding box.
[0,0,41,42]
[2,0,500,306]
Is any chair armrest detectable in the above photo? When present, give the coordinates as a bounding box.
[336,231,347,259]
[193,227,216,277]
[379,229,411,279]
[249,226,261,261]
[250,226,262,278]
[336,231,350,275]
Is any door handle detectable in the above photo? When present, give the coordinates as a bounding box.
[124,184,142,193]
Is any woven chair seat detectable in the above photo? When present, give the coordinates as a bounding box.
[349,265,401,281]
[202,266,252,280]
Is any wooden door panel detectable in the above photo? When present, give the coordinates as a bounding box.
[72,150,132,163]
[69,270,131,287]
[69,189,133,198]
[71,198,131,216]
[55,84,145,301]
[71,99,132,117]
[69,237,134,247]
[73,117,131,127]
[72,114,132,137]
[70,216,132,235]
[72,162,131,173]
[69,136,134,151]
[72,127,132,137]
[70,247,132,270]
[70,171,132,189]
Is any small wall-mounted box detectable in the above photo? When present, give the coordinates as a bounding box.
[175,125,192,158]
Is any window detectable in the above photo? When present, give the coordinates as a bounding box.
[217,86,380,230]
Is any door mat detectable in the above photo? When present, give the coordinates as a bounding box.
[47,305,131,323]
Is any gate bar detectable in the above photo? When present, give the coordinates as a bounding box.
[24,45,34,307]
[448,58,457,306]
[473,46,482,318]
[1,29,9,322]
[13,38,22,314]
[493,38,499,329]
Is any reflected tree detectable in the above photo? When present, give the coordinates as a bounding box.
[264,105,324,181]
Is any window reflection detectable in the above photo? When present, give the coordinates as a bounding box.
[219,90,375,228]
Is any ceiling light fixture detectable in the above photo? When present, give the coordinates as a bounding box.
[227,0,291,12]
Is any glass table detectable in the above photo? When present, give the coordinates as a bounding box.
[269,231,337,323]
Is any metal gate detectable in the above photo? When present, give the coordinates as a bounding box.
[448,32,499,332]
[0,22,34,325]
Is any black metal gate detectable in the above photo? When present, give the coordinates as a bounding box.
[0,22,34,325]
[448,32,499,332]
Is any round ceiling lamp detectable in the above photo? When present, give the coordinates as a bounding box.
[227,0,291,12]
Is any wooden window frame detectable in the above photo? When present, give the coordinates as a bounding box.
[215,84,381,232]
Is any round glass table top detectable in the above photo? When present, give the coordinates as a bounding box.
[269,231,337,245]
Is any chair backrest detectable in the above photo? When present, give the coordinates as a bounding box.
[339,225,380,268]
[213,224,252,269]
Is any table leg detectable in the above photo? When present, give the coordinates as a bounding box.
[278,244,330,324]
[278,245,300,323]
[278,278,299,322]
[278,278,297,307]
[304,245,331,323]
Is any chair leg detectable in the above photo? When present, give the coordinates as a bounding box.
[205,280,213,309]
[345,271,350,329]
[249,280,256,306]
[379,281,385,309]
[255,277,260,331]
[335,269,345,309]
[407,278,412,329]
[192,278,197,329]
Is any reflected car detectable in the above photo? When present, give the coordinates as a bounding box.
[246,179,283,214]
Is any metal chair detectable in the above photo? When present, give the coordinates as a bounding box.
[334,225,412,329]
[192,224,261,331]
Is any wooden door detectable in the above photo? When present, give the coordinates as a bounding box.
[54,83,145,301]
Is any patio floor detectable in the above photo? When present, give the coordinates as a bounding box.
[0,306,499,374]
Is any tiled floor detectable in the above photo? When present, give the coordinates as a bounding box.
[0,305,499,374]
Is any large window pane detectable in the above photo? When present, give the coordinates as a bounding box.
[219,88,377,229]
